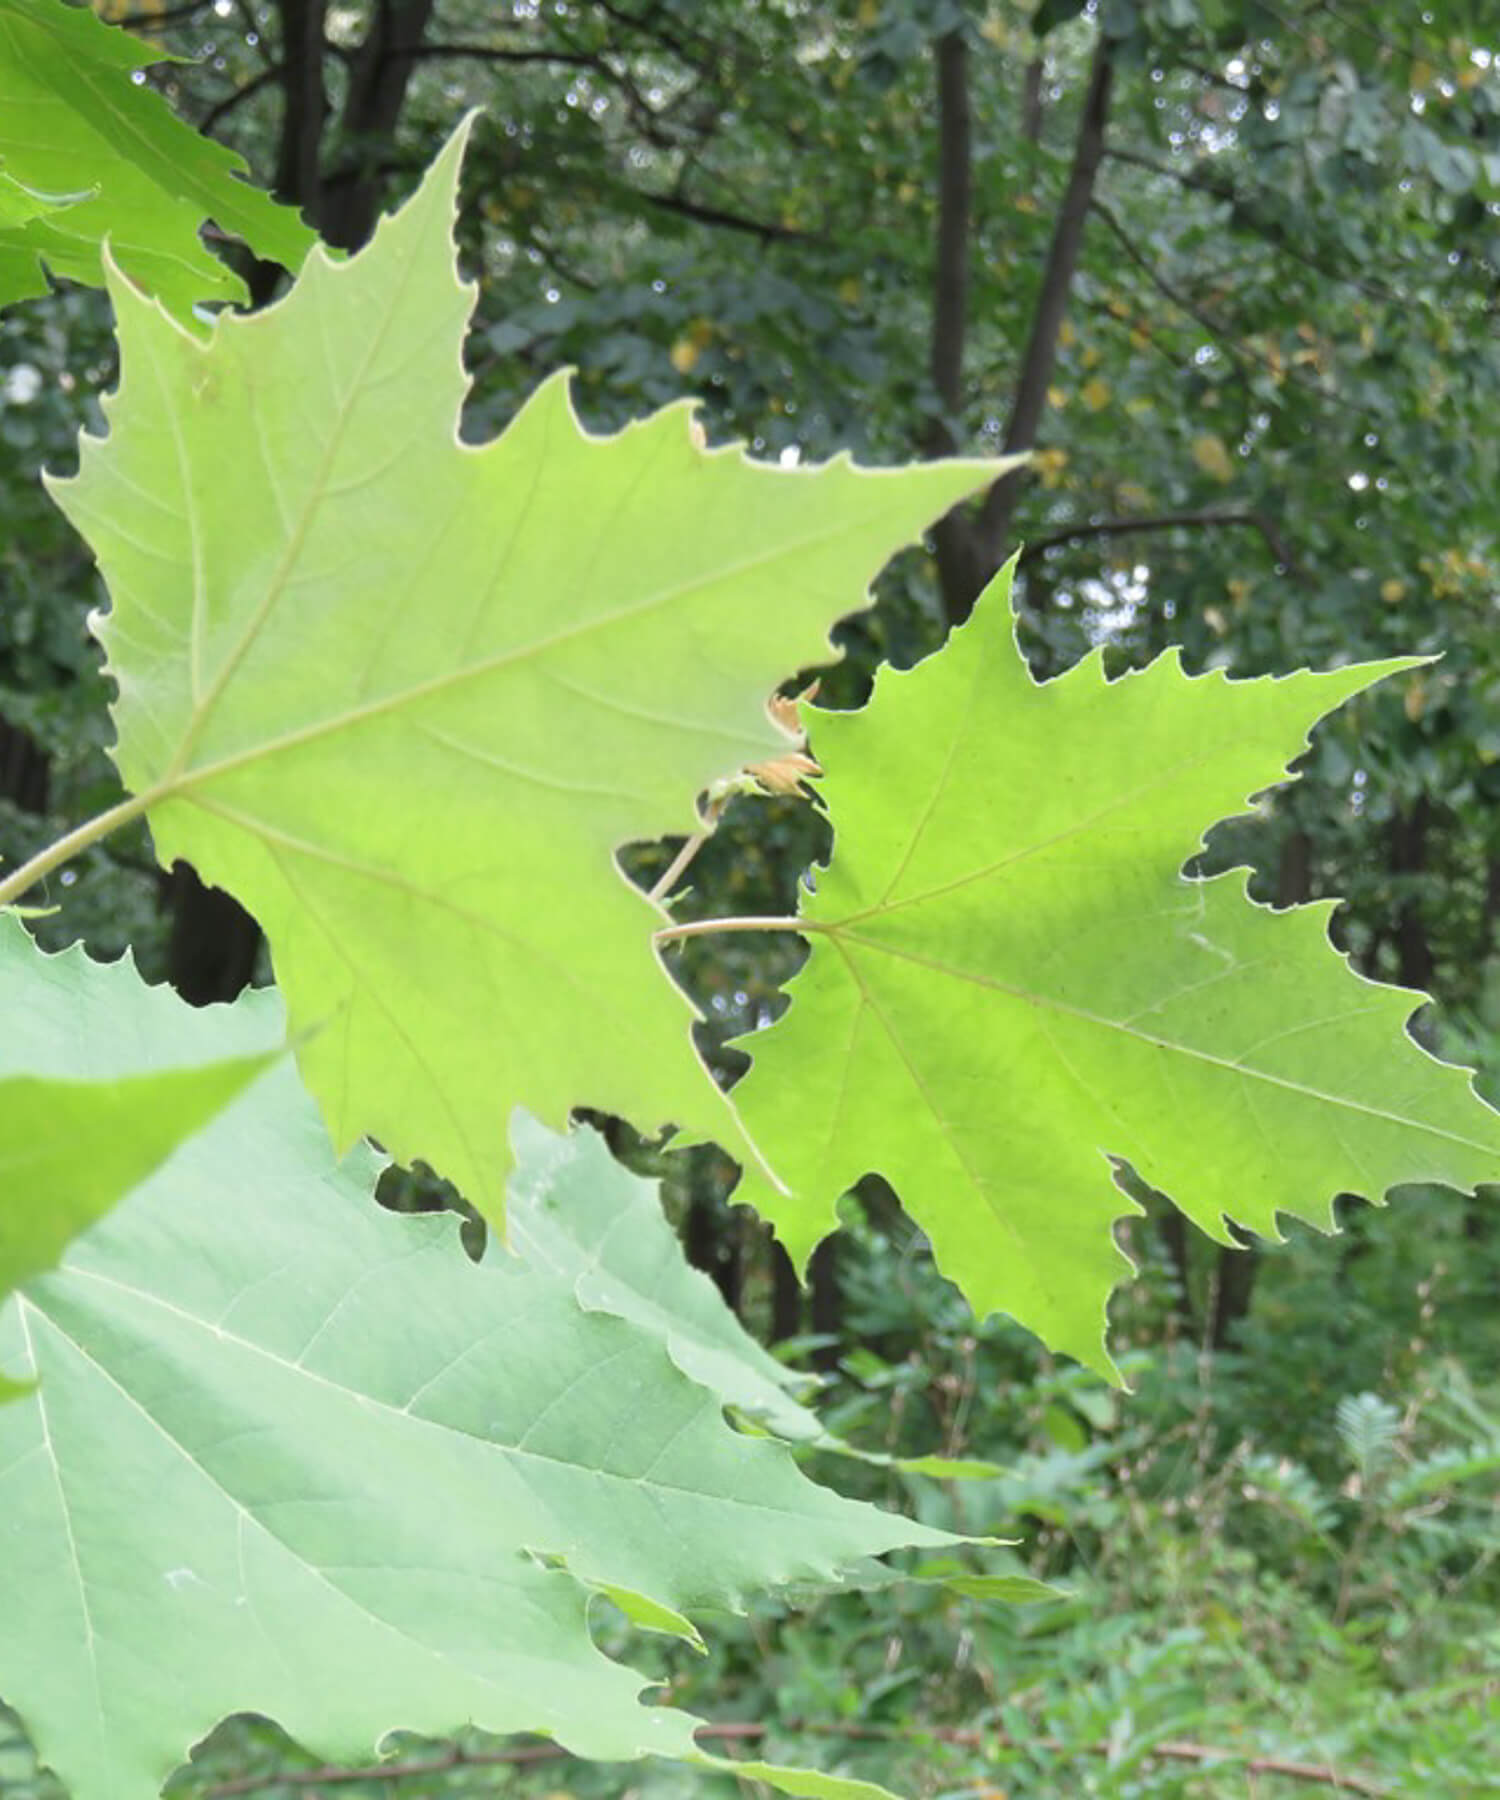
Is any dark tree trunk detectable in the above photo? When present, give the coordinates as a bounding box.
[321,0,439,252]
[1206,1227,1258,1350]
[0,714,50,814]
[684,1193,743,1314]
[966,38,1114,612]
[1389,794,1435,993]
[921,30,1115,626]
[1155,1205,1198,1339]
[808,1236,842,1374]
[768,1237,802,1344]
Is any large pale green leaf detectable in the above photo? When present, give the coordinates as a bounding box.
[508,1113,1006,1478]
[51,119,1002,1221]
[732,564,1500,1376]
[509,1111,829,1444]
[0,939,966,1800]
[0,0,312,315]
[0,915,274,1393]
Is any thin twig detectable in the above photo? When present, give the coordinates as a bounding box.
[114,0,218,31]
[200,1717,1392,1797]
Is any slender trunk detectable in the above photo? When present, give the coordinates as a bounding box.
[769,1238,802,1343]
[969,37,1114,605]
[1021,55,1044,145]
[808,1236,842,1374]
[0,714,49,813]
[922,32,1114,626]
[275,0,328,210]
[245,0,328,304]
[1206,1229,1258,1350]
[1389,795,1435,993]
[1156,1207,1197,1339]
[924,32,988,614]
[321,0,439,251]
[685,1193,743,1315]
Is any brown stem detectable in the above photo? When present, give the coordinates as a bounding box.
[649,832,708,904]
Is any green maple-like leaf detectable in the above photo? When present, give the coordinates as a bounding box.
[51,119,1000,1219]
[0,914,274,1393]
[732,564,1500,1376]
[0,0,312,315]
[0,938,965,1800]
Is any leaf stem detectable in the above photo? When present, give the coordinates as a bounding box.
[648,831,709,904]
[0,789,159,909]
[654,914,817,946]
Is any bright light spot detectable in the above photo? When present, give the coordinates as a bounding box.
[779,445,801,468]
[1348,471,1370,491]
[2,363,41,404]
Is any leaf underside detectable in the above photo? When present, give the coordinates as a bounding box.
[0,934,962,1800]
[52,118,1005,1222]
[0,0,311,314]
[508,1112,1005,1477]
[732,563,1500,1376]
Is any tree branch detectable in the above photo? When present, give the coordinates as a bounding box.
[1020,506,1305,578]
[114,0,217,31]
[387,41,600,69]
[197,63,283,136]
[637,187,806,241]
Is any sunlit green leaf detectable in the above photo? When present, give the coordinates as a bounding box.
[733,563,1500,1374]
[52,120,1001,1220]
